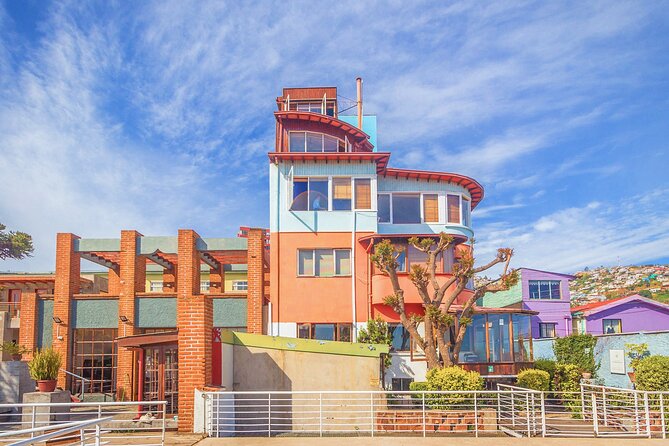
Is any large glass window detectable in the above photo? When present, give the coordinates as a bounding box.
[408,245,429,270]
[512,314,532,361]
[392,194,421,224]
[354,178,372,210]
[378,194,391,223]
[332,178,352,210]
[297,323,352,341]
[447,194,461,224]
[288,131,344,153]
[232,281,248,291]
[488,314,512,362]
[298,249,351,277]
[539,323,557,338]
[389,323,411,351]
[603,319,622,334]
[529,280,562,299]
[459,314,487,363]
[291,177,329,211]
[462,197,471,227]
[72,328,117,394]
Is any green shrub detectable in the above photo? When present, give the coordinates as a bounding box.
[533,358,557,390]
[517,369,550,391]
[634,355,669,391]
[554,363,582,417]
[409,381,428,392]
[553,334,599,376]
[422,366,483,409]
[28,347,62,381]
[358,317,393,368]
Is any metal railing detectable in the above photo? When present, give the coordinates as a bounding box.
[61,369,90,401]
[0,400,168,445]
[202,385,669,438]
[0,417,112,446]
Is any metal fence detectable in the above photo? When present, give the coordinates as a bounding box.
[0,400,168,445]
[203,384,669,439]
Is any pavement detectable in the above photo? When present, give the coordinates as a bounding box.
[191,437,668,446]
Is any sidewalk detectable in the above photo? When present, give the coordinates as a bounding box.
[193,437,668,446]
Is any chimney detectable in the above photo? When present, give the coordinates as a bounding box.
[356,77,363,129]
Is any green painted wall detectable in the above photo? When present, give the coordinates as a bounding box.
[136,297,177,328]
[478,274,523,307]
[213,298,247,327]
[37,299,53,349]
[72,299,118,328]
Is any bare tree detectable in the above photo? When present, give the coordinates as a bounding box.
[371,233,518,370]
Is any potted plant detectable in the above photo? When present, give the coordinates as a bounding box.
[28,347,62,392]
[625,342,649,383]
[0,341,28,361]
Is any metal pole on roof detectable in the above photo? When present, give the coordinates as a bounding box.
[356,77,363,129]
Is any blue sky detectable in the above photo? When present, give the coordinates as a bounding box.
[1,1,668,273]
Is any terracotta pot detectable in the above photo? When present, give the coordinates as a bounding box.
[37,380,57,392]
[628,372,636,383]
[11,354,22,361]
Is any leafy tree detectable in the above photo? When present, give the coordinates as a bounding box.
[370,233,517,370]
[0,224,34,260]
[638,289,652,298]
[553,334,599,375]
[357,317,393,368]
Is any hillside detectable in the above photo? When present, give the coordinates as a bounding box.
[570,265,669,306]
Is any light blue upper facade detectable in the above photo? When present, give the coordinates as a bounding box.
[269,159,474,239]
[339,115,378,150]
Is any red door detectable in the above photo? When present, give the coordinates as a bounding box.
[142,345,178,415]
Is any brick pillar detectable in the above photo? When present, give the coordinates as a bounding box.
[18,291,38,360]
[53,233,80,388]
[177,229,211,432]
[108,266,121,295]
[209,265,224,294]
[163,266,178,293]
[116,230,144,401]
[246,228,264,334]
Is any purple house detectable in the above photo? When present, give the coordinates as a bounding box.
[479,268,575,339]
[571,294,669,335]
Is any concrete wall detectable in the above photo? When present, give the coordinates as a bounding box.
[531,331,669,388]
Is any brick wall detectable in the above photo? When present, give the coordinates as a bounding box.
[176,229,212,432]
[209,265,223,293]
[116,230,144,400]
[18,291,37,360]
[53,233,80,388]
[246,228,265,334]
[107,266,121,295]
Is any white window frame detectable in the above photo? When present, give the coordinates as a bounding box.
[149,280,163,292]
[290,175,377,212]
[297,248,352,277]
[200,281,210,293]
[376,191,471,227]
[287,131,350,153]
[232,280,248,291]
[528,280,562,300]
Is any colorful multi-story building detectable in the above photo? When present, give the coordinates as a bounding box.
[267,82,536,386]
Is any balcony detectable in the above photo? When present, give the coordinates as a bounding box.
[0,302,20,319]
[371,273,474,306]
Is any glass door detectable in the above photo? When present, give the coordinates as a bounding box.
[142,345,178,415]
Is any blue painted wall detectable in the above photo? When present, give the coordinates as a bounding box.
[72,299,118,328]
[37,299,53,349]
[213,298,247,328]
[531,331,669,389]
[136,297,177,328]
[339,115,377,150]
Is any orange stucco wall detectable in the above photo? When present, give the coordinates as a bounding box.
[270,232,373,324]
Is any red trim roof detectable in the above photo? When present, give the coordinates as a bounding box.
[268,152,391,173]
[383,168,484,209]
[571,295,638,313]
[274,111,373,151]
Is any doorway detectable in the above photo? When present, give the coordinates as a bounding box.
[141,344,178,415]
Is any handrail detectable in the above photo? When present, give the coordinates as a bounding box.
[1,416,111,444]
[61,369,90,401]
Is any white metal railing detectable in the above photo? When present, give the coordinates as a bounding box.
[60,369,91,401]
[1,417,112,446]
[0,400,168,445]
[202,385,669,439]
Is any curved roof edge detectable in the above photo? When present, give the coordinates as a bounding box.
[274,111,373,151]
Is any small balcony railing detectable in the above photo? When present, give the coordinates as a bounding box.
[0,302,20,318]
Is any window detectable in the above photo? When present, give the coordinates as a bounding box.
[441,247,455,274]
[408,245,429,270]
[200,281,210,293]
[529,280,561,299]
[288,132,344,153]
[488,314,512,362]
[290,101,335,116]
[149,281,163,292]
[458,314,487,363]
[378,194,391,223]
[389,323,411,351]
[392,194,421,224]
[72,328,117,394]
[298,249,351,277]
[297,323,352,341]
[354,178,372,210]
[423,194,439,223]
[539,323,557,338]
[447,194,460,224]
[232,281,248,291]
[391,378,413,391]
[512,314,532,361]
[291,177,328,211]
[333,178,352,210]
[462,196,471,227]
[603,319,622,334]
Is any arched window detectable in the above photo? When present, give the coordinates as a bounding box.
[289,131,350,153]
